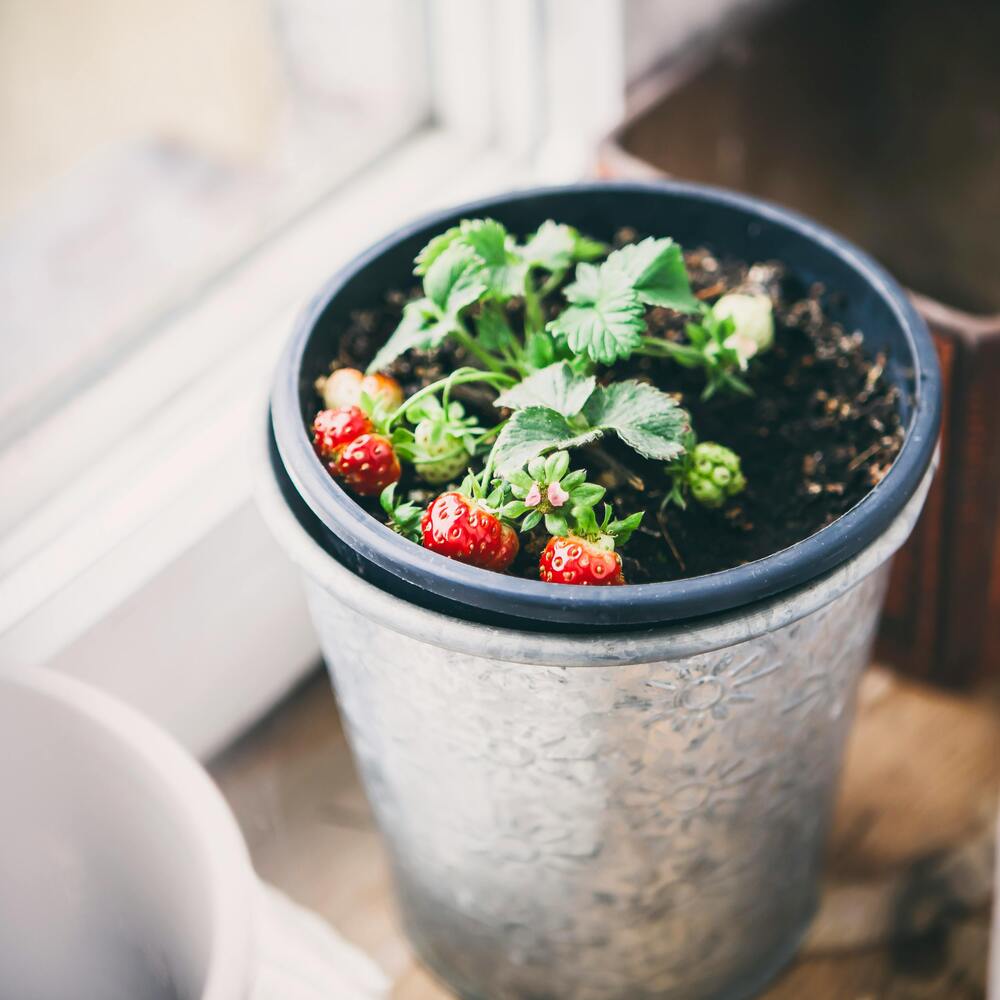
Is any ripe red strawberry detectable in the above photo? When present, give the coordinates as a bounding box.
[539,535,625,586]
[312,406,373,460]
[421,491,519,572]
[334,433,401,496]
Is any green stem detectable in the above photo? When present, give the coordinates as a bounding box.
[451,318,508,374]
[537,267,566,298]
[523,277,545,337]
[476,430,508,493]
[384,368,513,430]
[479,420,507,443]
[635,337,704,364]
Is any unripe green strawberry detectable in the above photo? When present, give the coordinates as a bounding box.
[688,442,746,509]
[413,420,472,485]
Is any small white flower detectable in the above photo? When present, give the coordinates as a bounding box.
[713,293,774,367]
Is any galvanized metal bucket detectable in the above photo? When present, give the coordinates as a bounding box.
[257,438,934,1000]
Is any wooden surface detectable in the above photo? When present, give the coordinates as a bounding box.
[211,667,999,999]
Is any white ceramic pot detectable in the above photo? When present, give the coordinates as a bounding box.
[0,668,255,1000]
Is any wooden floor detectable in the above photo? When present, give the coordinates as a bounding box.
[210,667,999,999]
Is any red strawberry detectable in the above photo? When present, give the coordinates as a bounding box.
[334,433,401,496]
[539,535,625,586]
[312,406,373,460]
[421,491,519,572]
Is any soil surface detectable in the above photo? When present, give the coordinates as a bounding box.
[317,236,904,583]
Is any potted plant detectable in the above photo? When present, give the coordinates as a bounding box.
[260,181,940,999]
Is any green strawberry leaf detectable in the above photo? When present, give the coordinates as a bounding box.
[367,299,452,373]
[491,406,602,475]
[524,329,558,369]
[544,512,570,536]
[547,263,645,365]
[583,380,689,461]
[520,221,607,271]
[413,226,463,276]
[459,219,526,299]
[568,483,605,507]
[604,236,699,313]
[607,510,644,545]
[522,510,542,531]
[424,243,487,315]
[475,303,517,352]
[494,362,596,418]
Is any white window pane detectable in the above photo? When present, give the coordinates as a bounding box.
[0,0,427,441]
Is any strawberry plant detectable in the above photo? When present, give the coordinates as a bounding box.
[311,219,778,584]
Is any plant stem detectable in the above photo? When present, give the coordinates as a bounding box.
[538,268,566,298]
[450,323,508,373]
[523,277,545,337]
[384,368,514,429]
[635,337,690,360]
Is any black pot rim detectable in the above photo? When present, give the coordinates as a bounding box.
[269,179,941,628]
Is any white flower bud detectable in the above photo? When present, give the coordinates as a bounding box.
[713,293,774,366]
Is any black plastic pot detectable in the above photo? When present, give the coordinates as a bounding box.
[269,180,940,630]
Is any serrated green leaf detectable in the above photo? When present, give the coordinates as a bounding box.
[491,406,603,475]
[520,220,576,270]
[367,299,451,373]
[424,243,488,315]
[583,380,688,462]
[459,219,526,299]
[604,236,699,313]
[521,221,608,271]
[548,263,645,365]
[494,362,596,417]
[413,226,463,275]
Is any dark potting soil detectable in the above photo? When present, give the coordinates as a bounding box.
[318,238,904,584]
